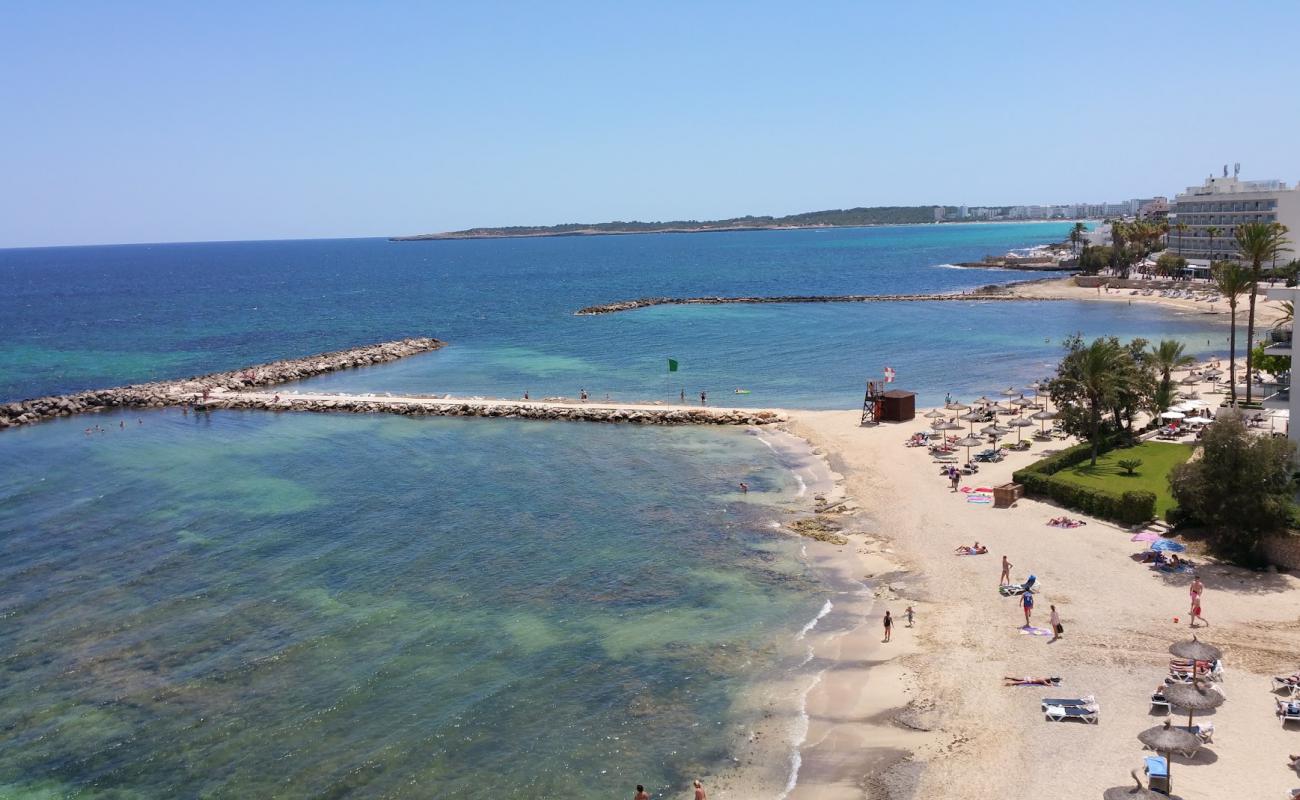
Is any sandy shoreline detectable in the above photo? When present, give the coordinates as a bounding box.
[763,397,1300,799]
[1009,275,1291,326]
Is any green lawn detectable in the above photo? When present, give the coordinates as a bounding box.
[1053,442,1195,518]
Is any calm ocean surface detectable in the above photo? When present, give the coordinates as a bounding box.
[0,223,1223,407]
[0,224,1226,797]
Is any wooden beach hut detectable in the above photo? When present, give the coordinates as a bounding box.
[879,390,916,423]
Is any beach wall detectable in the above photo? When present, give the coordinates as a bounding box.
[1262,534,1300,571]
[0,338,444,430]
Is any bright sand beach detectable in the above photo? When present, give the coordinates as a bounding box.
[1011,275,1292,327]
[764,396,1300,800]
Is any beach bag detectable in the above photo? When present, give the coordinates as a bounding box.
[1055,623,1064,634]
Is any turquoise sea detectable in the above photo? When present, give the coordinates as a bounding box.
[0,224,1226,797]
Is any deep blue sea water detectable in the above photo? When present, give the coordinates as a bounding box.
[0,223,1224,407]
[0,224,1228,798]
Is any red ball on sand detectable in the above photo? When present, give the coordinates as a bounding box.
[1173,617,1179,623]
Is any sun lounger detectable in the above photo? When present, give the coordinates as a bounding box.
[1150,689,1170,712]
[1272,674,1300,695]
[1144,755,1169,793]
[1040,695,1094,710]
[1169,658,1222,682]
[1178,722,1214,745]
[1278,699,1300,726]
[1045,703,1098,723]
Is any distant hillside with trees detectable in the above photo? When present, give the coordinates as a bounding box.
[392,206,981,240]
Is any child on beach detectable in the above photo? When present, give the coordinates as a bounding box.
[905,605,914,627]
[882,610,893,642]
[1020,591,1034,628]
[1049,604,1063,642]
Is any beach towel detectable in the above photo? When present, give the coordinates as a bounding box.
[1018,626,1053,637]
[1131,531,1160,542]
[967,496,991,504]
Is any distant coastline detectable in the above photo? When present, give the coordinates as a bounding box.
[390,211,1077,241]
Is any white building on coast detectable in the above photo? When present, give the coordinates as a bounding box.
[1169,170,1300,264]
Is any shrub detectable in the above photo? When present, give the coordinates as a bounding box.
[1169,411,1297,564]
[1117,458,1143,475]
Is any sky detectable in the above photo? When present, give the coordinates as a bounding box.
[4,1,1300,248]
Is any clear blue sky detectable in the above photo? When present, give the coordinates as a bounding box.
[4,1,1299,248]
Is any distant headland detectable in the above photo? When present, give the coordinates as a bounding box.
[389,206,1052,241]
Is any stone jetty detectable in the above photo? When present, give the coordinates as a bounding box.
[0,338,444,430]
[574,290,1062,315]
[0,336,785,430]
[206,392,786,426]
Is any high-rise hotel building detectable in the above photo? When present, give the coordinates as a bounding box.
[1168,172,1300,264]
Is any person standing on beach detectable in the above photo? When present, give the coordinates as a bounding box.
[634,785,649,800]
[905,605,915,627]
[1000,555,1013,586]
[1049,604,1063,642]
[882,610,893,642]
[1020,591,1034,628]
[949,465,960,492]
[1189,574,1204,616]
[1190,582,1209,628]
[693,779,707,800]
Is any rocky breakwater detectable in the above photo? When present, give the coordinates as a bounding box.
[210,396,788,426]
[574,289,1057,315]
[0,338,444,430]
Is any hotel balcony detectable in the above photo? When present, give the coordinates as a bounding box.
[1263,381,1291,410]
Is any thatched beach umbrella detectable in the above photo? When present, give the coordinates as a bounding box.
[957,411,983,433]
[955,435,983,464]
[1169,636,1222,664]
[1031,408,1057,434]
[946,400,970,411]
[1000,386,1020,397]
[1136,720,1200,797]
[1163,679,1225,729]
[935,421,963,432]
[1169,636,1222,681]
[924,408,948,420]
[1009,417,1034,442]
[1179,375,1200,386]
[1102,770,1183,799]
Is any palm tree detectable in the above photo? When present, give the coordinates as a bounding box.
[1237,222,1294,403]
[1174,221,1188,257]
[1273,300,1294,330]
[1069,221,1086,256]
[1060,337,1129,465]
[1149,339,1196,388]
[1204,225,1221,264]
[1212,260,1254,406]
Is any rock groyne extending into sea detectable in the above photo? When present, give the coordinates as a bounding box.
[208,393,786,426]
[0,338,444,430]
[0,336,784,430]
[574,290,1063,315]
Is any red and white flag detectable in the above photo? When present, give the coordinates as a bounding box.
[884,366,896,383]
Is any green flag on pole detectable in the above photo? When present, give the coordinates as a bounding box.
[667,358,678,372]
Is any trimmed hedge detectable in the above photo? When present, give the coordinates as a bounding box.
[1013,439,1157,525]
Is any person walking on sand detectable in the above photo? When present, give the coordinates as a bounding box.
[1049,604,1063,642]
[634,785,649,800]
[1020,590,1034,628]
[905,605,914,628]
[693,779,707,800]
[882,610,893,642]
[1189,574,1204,616]
[1190,588,1208,628]
[1000,555,1013,586]
[949,465,960,492]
